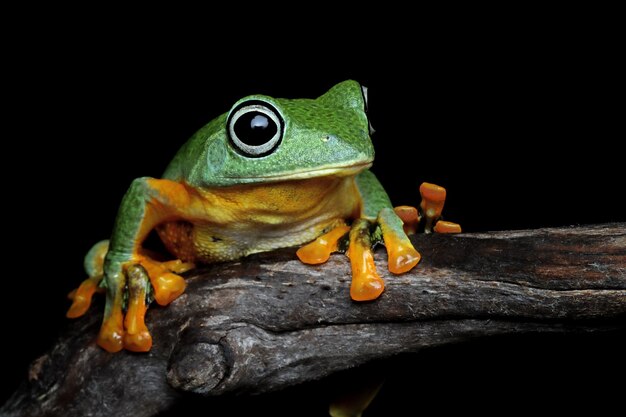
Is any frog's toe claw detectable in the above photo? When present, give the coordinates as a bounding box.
[434,220,462,234]
[297,224,350,265]
[66,275,104,319]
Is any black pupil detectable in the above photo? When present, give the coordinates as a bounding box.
[234,111,278,146]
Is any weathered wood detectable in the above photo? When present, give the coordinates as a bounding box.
[2,224,625,417]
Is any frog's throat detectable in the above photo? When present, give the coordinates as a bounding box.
[227,161,373,182]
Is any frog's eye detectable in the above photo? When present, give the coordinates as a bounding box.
[227,101,284,157]
[360,85,375,136]
[361,85,369,113]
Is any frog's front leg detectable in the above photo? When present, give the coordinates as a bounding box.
[71,178,197,352]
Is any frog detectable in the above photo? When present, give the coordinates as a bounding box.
[67,80,461,353]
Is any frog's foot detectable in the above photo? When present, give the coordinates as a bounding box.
[394,183,462,235]
[346,213,420,301]
[95,255,194,353]
[419,182,462,234]
[297,224,351,264]
[298,215,420,301]
[296,222,385,300]
[119,256,194,352]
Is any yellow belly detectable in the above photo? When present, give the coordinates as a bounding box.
[156,176,362,262]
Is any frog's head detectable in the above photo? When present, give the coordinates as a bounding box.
[173,80,374,187]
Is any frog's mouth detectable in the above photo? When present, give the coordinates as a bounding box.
[236,161,373,182]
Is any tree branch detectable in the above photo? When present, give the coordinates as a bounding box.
[2,224,625,417]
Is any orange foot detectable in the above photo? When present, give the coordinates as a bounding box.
[297,212,421,302]
[394,182,462,234]
[295,182,461,304]
[67,241,194,353]
[97,256,194,353]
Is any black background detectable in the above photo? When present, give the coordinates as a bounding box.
[2,22,624,416]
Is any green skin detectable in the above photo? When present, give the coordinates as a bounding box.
[107,81,385,250]
[97,80,409,349]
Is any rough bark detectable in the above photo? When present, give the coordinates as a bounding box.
[2,224,625,417]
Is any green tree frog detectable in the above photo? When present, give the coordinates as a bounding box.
[67,80,460,353]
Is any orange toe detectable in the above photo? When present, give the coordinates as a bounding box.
[97,313,124,353]
[297,242,332,264]
[434,220,462,234]
[419,182,446,203]
[388,245,421,274]
[151,272,186,306]
[123,329,153,352]
[66,276,103,319]
[350,272,385,301]
[394,206,420,235]
[420,183,446,219]
[297,225,350,265]
[122,264,154,352]
[348,223,386,302]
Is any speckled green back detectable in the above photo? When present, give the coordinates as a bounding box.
[163,80,374,187]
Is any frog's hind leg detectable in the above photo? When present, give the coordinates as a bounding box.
[66,240,108,318]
